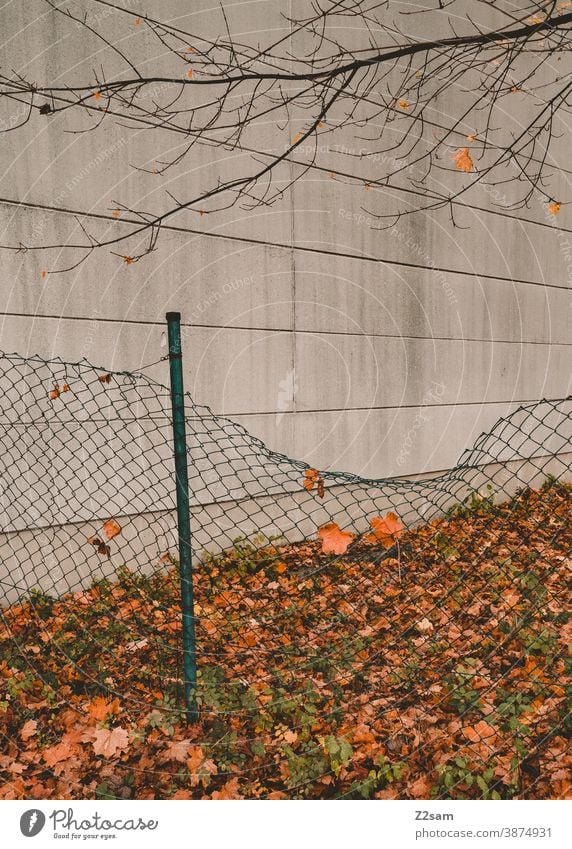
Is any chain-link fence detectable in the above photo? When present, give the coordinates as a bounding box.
[0,337,569,800]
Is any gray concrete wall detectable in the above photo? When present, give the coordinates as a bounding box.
[0,1,571,602]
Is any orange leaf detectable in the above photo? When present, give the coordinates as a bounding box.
[548,201,561,215]
[87,696,120,722]
[93,91,101,100]
[41,270,47,280]
[122,255,134,265]
[454,147,474,173]
[398,99,409,109]
[211,777,242,799]
[103,518,121,540]
[62,382,70,392]
[49,383,60,400]
[98,373,112,384]
[366,512,405,548]
[303,468,319,491]
[111,210,121,219]
[317,522,354,555]
[186,68,193,79]
[42,742,71,767]
[91,726,129,758]
[463,720,497,743]
[163,739,191,764]
[134,17,141,25]
[275,562,287,574]
[467,133,477,141]
[20,720,38,741]
[317,478,325,498]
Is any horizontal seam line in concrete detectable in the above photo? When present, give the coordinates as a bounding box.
[0,197,570,290]
[0,399,567,424]
[0,311,571,346]
[217,398,564,416]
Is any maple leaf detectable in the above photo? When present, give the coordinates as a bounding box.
[454,147,474,172]
[162,739,192,764]
[103,519,121,540]
[463,720,497,744]
[20,720,38,741]
[42,742,71,767]
[365,512,405,548]
[398,99,409,109]
[548,201,561,215]
[317,522,354,555]
[211,777,242,799]
[91,726,129,758]
[87,696,120,722]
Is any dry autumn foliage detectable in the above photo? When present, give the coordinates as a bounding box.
[0,480,569,800]
[454,147,474,173]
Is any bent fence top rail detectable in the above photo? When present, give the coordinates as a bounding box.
[0,349,569,800]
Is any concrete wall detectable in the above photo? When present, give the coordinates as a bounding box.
[0,1,571,601]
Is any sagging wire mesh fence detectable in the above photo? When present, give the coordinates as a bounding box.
[0,327,570,800]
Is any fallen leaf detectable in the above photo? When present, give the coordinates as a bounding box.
[87,697,120,722]
[454,147,474,173]
[417,617,434,634]
[20,720,38,741]
[42,742,71,767]
[49,383,60,400]
[398,99,409,109]
[91,726,129,758]
[122,256,134,265]
[186,69,193,79]
[548,201,561,215]
[111,210,121,219]
[317,522,354,555]
[365,512,405,548]
[98,374,112,384]
[163,739,191,764]
[211,777,242,799]
[463,720,497,744]
[103,519,121,540]
[93,91,101,100]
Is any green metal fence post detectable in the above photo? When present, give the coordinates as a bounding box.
[166,312,198,723]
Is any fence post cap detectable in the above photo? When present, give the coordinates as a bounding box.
[166,311,182,322]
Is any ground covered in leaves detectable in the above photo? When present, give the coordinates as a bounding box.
[0,480,570,800]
